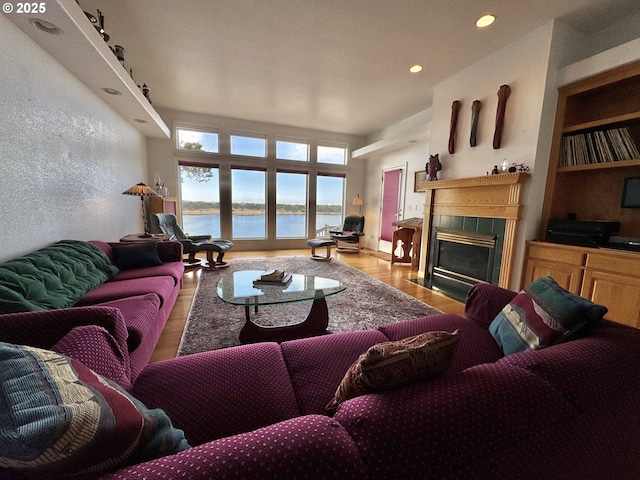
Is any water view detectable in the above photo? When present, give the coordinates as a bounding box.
[183,214,342,239]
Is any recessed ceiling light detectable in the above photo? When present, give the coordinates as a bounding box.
[29,18,63,35]
[409,64,423,73]
[476,14,496,28]
[101,87,122,95]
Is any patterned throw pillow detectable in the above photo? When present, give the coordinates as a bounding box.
[326,330,460,414]
[489,276,608,356]
[0,342,190,478]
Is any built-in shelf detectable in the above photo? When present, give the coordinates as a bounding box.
[562,112,640,134]
[7,0,169,138]
[557,158,640,173]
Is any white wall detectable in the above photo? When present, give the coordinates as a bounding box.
[0,16,148,262]
[359,139,430,252]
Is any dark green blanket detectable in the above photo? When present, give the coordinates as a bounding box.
[0,240,118,314]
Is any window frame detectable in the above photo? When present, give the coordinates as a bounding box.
[317,142,348,165]
[230,131,268,158]
[174,123,220,155]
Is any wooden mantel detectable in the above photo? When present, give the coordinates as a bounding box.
[418,172,530,289]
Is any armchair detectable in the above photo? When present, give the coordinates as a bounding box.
[151,213,233,268]
[330,215,365,252]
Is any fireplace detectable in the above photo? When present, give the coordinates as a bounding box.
[430,228,497,299]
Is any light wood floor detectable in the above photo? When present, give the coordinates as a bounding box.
[150,249,465,362]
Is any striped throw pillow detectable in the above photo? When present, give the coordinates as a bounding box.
[0,342,189,477]
[489,276,607,355]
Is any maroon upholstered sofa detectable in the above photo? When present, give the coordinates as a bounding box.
[0,240,184,382]
[2,281,640,479]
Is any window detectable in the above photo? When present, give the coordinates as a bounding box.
[276,171,308,238]
[230,133,266,157]
[179,164,220,237]
[276,139,309,162]
[231,168,266,239]
[317,144,347,165]
[316,174,345,236]
[176,126,219,153]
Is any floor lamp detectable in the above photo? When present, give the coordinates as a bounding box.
[122,182,158,237]
[352,194,363,215]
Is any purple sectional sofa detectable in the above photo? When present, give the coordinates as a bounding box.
[0,239,184,381]
[2,281,640,479]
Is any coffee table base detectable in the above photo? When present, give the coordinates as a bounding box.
[239,295,329,344]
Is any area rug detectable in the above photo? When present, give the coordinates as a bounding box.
[178,256,441,355]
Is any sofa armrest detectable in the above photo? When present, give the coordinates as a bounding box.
[157,240,184,262]
[0,306,130,355]
[464,283,518,329]
[101,415,367,480]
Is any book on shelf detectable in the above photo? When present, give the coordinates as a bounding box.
[253,269,292,285]
[560,127,640,167]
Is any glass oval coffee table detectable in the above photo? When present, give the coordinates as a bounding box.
[217,270,345,344]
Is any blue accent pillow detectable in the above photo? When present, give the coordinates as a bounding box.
[0,342,189,477]
[489,276,607,355]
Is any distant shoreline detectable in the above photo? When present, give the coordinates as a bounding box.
[183,210,340,216]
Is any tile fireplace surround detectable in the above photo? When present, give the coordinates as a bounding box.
[417,172,530,289]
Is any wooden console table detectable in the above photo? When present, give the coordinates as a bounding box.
[390,217,423,270]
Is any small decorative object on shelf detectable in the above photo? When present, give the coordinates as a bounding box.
[142,84,151,104]
[112,44,125,66]
[95,9,109,41]
[153,173,163,196]
[426,154,442,181]
[491,165,499,175]
[512,163,530,172]
[501,160,508,172]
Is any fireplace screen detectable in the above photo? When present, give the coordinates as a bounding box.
[432,229,497,294]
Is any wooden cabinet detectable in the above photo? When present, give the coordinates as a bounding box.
[540,61,640,240]
[522,241,640,328]
[148,196,180,230]
[522,242,584,293]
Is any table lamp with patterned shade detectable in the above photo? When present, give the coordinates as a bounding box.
[352,194,363,215]
[122,182,158,237]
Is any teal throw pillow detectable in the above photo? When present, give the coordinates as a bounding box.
[0,342,190,477]
[489,276,607,355]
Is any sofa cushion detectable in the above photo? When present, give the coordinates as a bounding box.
[333,362,576,479]
[111,242,162,270]
[0,240,118,313]
[281,330,389,415]
[97,294,162,352]
[108,415,368,480]
[0,342,189,478]
[497,321,640,411]
[326,330,460,414]
[489,276,607,355]
[110,260,184,285]
[132,343,301,446]
[76,276,176,307]
[51,325,133,390]
[378,313,504,372]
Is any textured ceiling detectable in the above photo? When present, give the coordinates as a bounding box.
[80,0,639,136]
